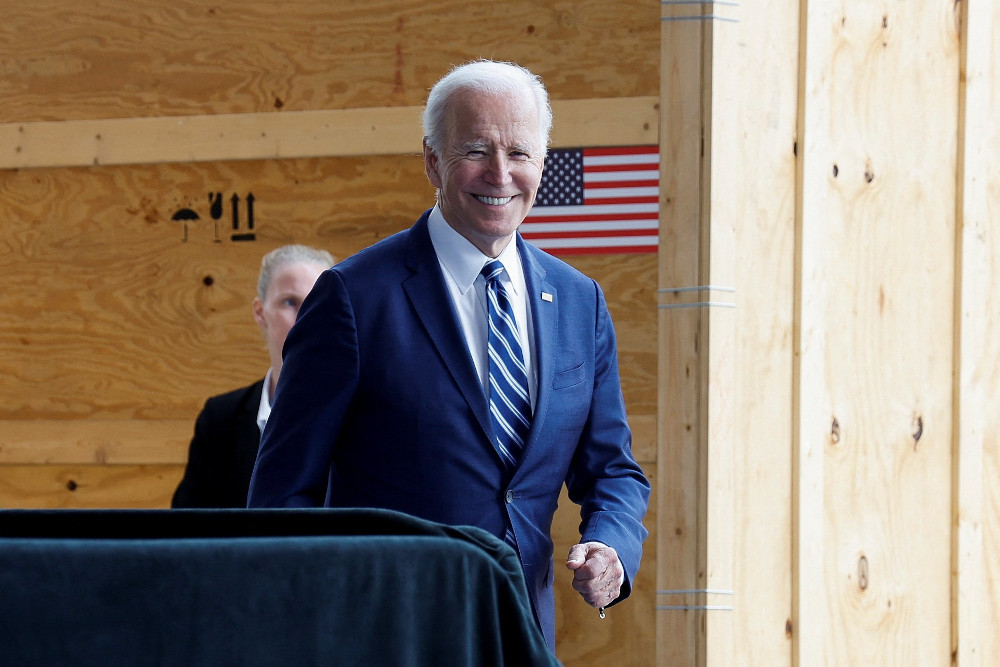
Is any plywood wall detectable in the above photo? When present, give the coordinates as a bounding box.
[0,2,661,665]
[658,0,999,665]
[5,0,996,665]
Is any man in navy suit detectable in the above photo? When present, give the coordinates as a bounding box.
[173,244,334,507]
[248,60,650,649]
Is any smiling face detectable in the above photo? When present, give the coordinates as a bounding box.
[252,260,327,389]
[423,87,545,257]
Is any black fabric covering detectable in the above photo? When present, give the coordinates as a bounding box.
[0,508,560,666]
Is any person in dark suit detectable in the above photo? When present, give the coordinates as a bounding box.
[247,60,650,648]
[172,244,335,508]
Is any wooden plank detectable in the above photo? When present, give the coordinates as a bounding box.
[657,2,707,663]
[657,2,741,665]
[793,1,832,660]
[953,0,1000,664]
[0,421,190,464]
[0,107,424,168]
[797,1,959,664]
[0,464,183,509]
[725,0,800,664]
[0,97,659,169]
[699,8,741,665]
[0,415,653,467]
[0,0,660,123]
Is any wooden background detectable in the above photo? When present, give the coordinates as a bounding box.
[3,1,999,666]
[656,0,1000,666]
[0,1,659,665]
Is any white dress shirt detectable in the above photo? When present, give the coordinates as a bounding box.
[427,205,537,411]
[256,368,274,435]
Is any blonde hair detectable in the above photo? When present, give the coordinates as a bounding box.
[257,244,335,300]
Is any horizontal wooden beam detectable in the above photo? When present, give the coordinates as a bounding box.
[0,463,183,509]
[0,414,655,466]
[0,420,190,465]
[0,97,658,170]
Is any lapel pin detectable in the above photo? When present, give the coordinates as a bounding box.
[541,292,553,302]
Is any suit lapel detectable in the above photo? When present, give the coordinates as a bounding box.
[401,216,493,444]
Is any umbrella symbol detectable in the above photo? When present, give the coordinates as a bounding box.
[171,207,201,242]
[170,208,200,221]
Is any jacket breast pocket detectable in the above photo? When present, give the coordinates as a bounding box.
[552,362,588,390]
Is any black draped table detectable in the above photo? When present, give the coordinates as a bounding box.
[0,508,559,666]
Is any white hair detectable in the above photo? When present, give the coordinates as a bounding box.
[422,60,552,154]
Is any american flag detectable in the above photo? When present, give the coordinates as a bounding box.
[519,146,660,255]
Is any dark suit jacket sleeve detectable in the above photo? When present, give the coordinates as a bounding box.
[248,269,360,507]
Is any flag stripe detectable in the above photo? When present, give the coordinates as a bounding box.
[540,245,656,255]
[521,215,660,232]
[525,215,659,229]
[520,220,659,233]
[584,196,659,206]
[525,203,658,218]
[585,162,659,173]
[521,228,657,240]
[583,145,659,156]
[530,235,659,248]
[522,212,656,223]
[586,179,658,189]
[584,187,659,199]
[586,170,659,183]
[585,154,660,168]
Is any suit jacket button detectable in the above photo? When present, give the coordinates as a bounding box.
[505,490,514,503]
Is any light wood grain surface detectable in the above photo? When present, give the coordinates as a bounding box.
[0,0,659,122]
[796,1,959,664]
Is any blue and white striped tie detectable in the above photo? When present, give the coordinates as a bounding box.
[482,260,532,470]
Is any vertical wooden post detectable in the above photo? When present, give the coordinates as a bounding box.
[953,0,1000,664]
[657,2,739,664]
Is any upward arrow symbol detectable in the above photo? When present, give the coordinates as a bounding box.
[230,193,241,230]
[246,192,255,230]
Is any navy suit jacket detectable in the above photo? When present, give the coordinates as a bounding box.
[248,211,650,647]
[173,379,264,508]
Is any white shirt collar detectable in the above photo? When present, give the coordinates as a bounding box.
[427,205,526,296]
